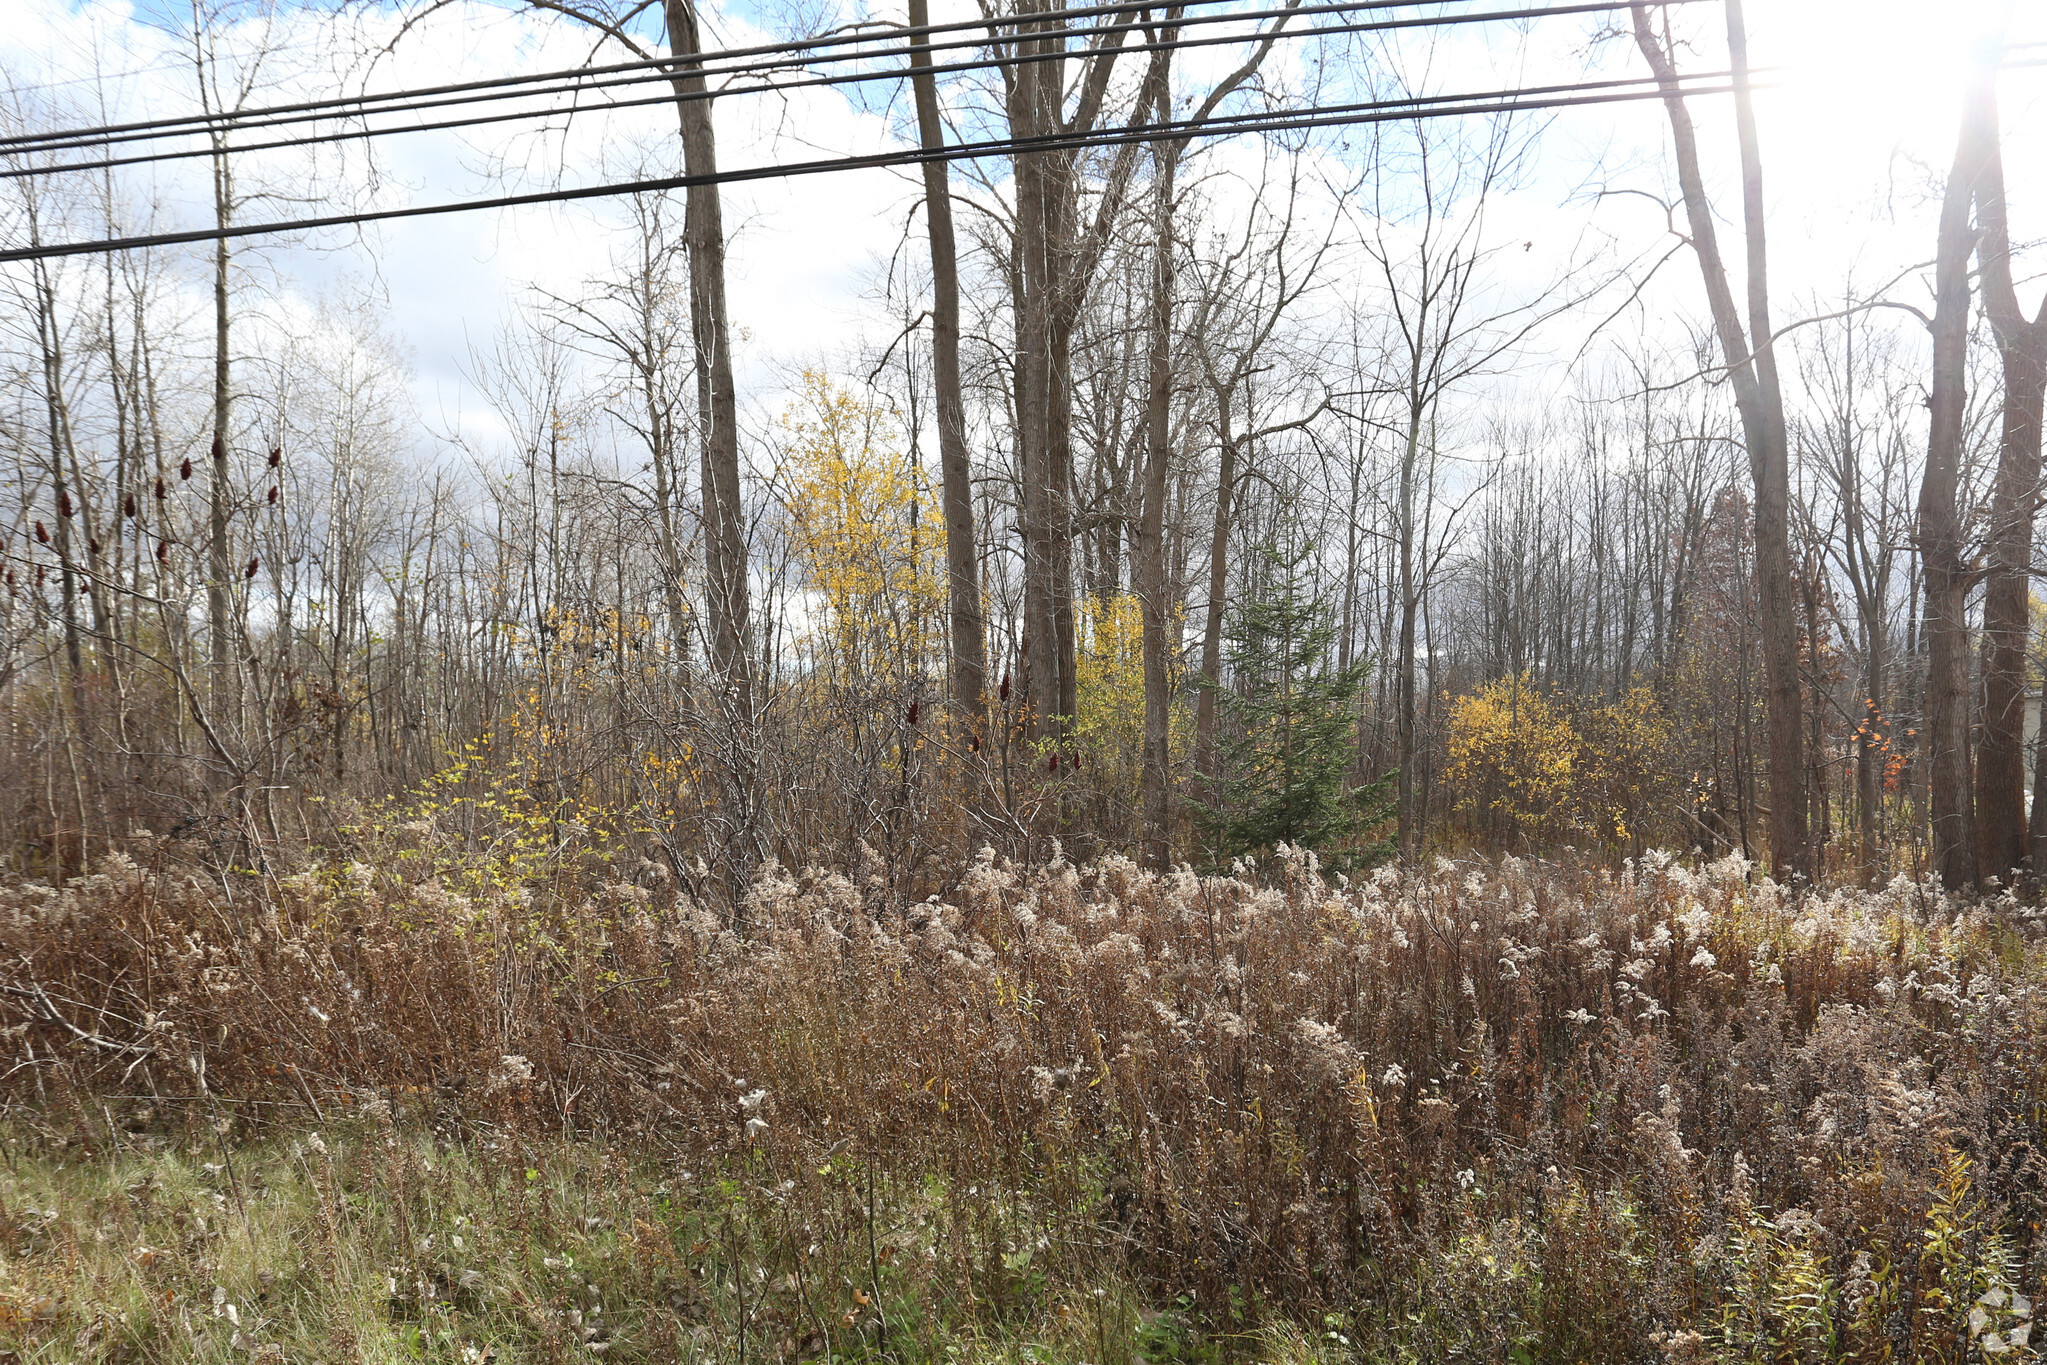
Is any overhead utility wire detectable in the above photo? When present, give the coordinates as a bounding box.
[5,0,1510,159]
[0,75,1745,265]
[0,0,1708,157]
[1,1,1678,180]
[0,0,1386,152]
[5,0,1291,155]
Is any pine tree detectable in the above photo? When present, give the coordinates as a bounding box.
[1198,536,1392,868]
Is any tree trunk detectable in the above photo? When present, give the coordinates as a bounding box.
[1631,0,1807,877]
[630,228,694,667]
[664,0,757,897]
[1010,0,1067,752]
[1920,64,1996,890]
[1833,306,1889,878]
[1001,0,1165,776]
[663,0,750,710]
[1138,87,1179,867]
[907,0,989,741]
[643,380,692,664]
[1047,302,1081,735]
[1135,5,1281,852]
[31,262,84,679]
[1394,408,1421,860]
[1975,342,2045,878]
[1192,423,1239,787]
[1857,642,1883,871]
[208,140,238,722]
[1971,60,2047,882]
[2032,678,2047,872]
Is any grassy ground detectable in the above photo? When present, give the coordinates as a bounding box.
[0,1114,1326,1365]
[11,847,2047,1361]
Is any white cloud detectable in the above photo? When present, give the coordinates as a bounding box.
[5,0,2047,459]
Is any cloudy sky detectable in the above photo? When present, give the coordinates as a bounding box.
[5,0,2046,462]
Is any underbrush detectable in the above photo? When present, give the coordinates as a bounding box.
[7,839,2047,1360]
[0,1119,1239,1364]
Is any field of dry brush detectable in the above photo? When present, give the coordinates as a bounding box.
[4,840,2046,1361]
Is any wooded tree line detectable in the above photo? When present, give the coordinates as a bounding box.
[0,0,2041,894]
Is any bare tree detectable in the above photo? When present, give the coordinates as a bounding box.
[1343,101,1580,860]
[1630,0,1806,877]
[1136,2,1301,864]
[994,0,1162,760]
[535,185,698,664]
[1793,301,1920,876]
[906,0,989,745]
[1184,161,1327,797]
[1967,49,2047,881]
[1917,51,1999,889]
[185,0,304,725]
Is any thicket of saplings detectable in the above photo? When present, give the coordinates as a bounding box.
[4,790,2047,1364]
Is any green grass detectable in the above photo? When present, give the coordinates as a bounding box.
[0,1114,1333,1365]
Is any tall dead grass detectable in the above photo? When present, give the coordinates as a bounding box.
[7,835,2047,1359]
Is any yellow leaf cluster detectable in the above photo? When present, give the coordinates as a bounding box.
[1074,592,1147,749]
[1446,674,1576,840]
[1573,685,1676,846]
[1448,674,1679,850]
[779,371,944,678]
[1069,591,1186,792]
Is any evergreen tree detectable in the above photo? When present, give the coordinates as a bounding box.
[1198,536,1392,868]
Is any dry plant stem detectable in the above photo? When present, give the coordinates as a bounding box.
[9,841,2047,1359]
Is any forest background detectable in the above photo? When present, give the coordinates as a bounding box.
[4,0,2046,892]
[14,5,2047,1360]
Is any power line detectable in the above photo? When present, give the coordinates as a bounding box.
[1,0,1672,181]
[0,0,1328,152]
[0,76,1745,265]
[7,0,1407,160]
[1,0,1703,159]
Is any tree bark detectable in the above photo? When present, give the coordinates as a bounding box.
[1920,62,1997,889]
[907,0,989,742]
[1138,44,1179,867]
[1970,61,2047,882]
[1632,0,1807,877]
[1008,0,1066,751]
[663,0,757,896]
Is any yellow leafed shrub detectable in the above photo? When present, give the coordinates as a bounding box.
[1450,675,1683,852]
[1572,685,1680,850]
[1447,674,1576,844]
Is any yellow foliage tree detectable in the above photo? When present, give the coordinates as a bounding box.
[779,372,944,683]
[1067,590,1188,826]
[1074,592,1146,753]
[1571,685,1678,850]
[1446,674,1576,845]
